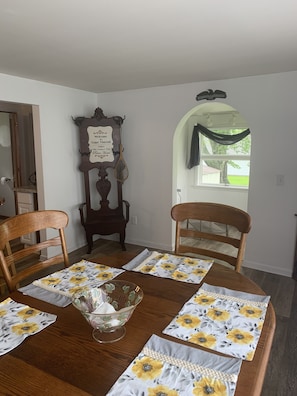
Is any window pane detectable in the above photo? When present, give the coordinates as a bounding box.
[198,127,251,188]
[201,160,250,187]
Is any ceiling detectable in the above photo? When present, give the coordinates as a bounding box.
[1,0,297,93]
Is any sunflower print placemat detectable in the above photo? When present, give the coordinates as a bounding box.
[0,297,56,356]
[163,283,270,361]
[106,334,242,396]
[123,250,213,284]
[33,260,124,297]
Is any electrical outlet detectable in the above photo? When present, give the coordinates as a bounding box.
[276,174,284,186]
[131,215,138,225]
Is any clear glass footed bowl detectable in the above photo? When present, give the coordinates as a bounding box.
[72,280,143,343]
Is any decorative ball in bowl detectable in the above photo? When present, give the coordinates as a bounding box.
[72,280,143,343]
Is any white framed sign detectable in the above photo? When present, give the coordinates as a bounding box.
[87,125,114,163]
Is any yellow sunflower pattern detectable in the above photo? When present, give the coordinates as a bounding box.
[33,259,124,297]
[207,308,230,321]
[0,309,7,317]
[17,307,40,319]
[132,356,163,380]
[148,385,179,396]
[0,298,56,356]
[70,263,87,272]
[163,283,270,361]
[193,377,227,396]
[139,264,155,273]
[194,294,216,306]
[133,251,213,284]
[227,329,254,345]
[176,314,201,329]
[189,332,217,348]
[12,322,40,335]
[239,305,263,319]
[39,277,61,287]
[107,335,240,396]
[109,352,234,395]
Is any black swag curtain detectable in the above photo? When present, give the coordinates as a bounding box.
[187,123,251,169]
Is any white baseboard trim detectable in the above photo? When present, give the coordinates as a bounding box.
[125,237,173,253]
[243,259,293,278]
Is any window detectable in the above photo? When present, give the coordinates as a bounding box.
[198,128,251,188]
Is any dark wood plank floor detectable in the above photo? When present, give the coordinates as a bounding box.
[2,237,296,395]
[242,266,297,396]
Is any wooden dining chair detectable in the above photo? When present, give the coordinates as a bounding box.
[0,210,70,292]
[171,202,251,272]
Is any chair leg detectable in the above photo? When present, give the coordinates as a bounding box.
[120,231,126,251]
[86,232,93,254]
[0,281,7,296]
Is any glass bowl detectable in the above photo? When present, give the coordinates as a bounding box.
[72,280,143,343]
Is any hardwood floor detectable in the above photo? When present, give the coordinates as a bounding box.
[1,237,296,395]
[242,267,297,396]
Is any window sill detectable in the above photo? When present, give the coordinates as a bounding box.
[193,184,248,192]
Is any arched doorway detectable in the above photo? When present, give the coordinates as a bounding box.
[172,102,251,211]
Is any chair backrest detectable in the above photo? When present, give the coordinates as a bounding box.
[171,202,251,272]
[0,210,69,292]
[0,242,17,295]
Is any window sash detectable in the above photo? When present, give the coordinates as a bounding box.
[200,154,250,161]
[197,157,250,188]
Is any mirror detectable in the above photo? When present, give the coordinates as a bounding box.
[0,113,11,147]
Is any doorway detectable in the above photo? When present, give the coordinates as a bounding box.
[0,112,15,217]
[0,101,38,219]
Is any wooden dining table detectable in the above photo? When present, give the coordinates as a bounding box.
[0,251,276,396]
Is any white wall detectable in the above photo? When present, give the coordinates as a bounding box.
[99,72,297,277]
[1,71,297,277]
[0,73,97,252]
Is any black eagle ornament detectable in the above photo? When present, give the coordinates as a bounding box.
[196,89,227,101]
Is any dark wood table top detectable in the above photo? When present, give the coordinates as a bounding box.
[0,252,276,396]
